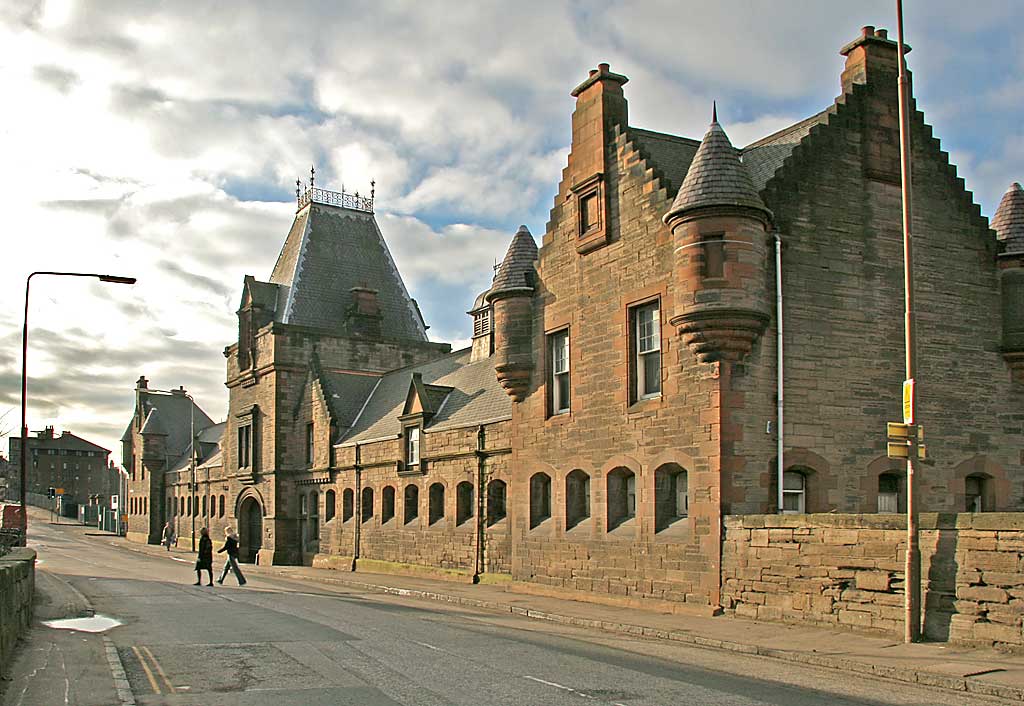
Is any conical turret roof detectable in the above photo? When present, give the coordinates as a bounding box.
[487,225,538,299]
[992,182,1024,255]
[664,110,770,224]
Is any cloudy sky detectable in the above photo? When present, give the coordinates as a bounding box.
[1,0,1021,464]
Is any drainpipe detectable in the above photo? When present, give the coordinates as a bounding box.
[474,425,486,583]
[353,443,361,571]
[774,232,785,514]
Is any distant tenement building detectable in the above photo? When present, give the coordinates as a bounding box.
[8,427,115,515]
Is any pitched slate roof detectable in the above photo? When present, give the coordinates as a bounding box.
[168,422,226,473]
[27,431,109,454]
[339,348,511,445]
[319,371,382,431]
[140,409,167,436]
[628,128,701,198]
[992,182,1024,254]
[135,391,216,465]
[488,225,538,298]
[664,114,770,223]
[267,202,427,340]
[741,109,831,192]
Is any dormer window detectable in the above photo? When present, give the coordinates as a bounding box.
[473,307,491,338]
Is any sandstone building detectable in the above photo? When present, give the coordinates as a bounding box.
[123,27,1023,622]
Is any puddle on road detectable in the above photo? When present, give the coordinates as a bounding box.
[42,614,123,633]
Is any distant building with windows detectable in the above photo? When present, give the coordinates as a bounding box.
[123,26,1023,619]
[8,427,115,516]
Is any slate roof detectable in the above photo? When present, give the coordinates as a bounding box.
[267,203,427,340]
[25,432,109,454]
[628,128,700,198]
[992,182,1024,254]
[339,348,511,445]
[488,225,538,298]
[168,422,226,473]
[134,391,216,465]
[740,110,831,192]
[245,276,282,312]
[319,371,382,431]
[664,116,770,223]
[140,409,167,436]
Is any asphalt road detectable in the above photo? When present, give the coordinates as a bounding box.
[2,520,998,706]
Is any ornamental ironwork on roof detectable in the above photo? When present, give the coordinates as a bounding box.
[296,185,374,214]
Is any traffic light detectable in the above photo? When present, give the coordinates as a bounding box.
[47,487,55,498]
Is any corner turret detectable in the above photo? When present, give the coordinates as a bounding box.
[663,108,772,363]
[486,225,538,400]
[993,182,1024,382]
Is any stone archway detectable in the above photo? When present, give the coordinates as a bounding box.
[238,496,263,564]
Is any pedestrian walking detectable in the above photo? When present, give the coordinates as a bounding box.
[217,526,247,586]
[161,521,175,551]
[194,527,214,586]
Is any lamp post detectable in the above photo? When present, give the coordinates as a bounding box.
[147,387,198,551]
[20,271,136,546]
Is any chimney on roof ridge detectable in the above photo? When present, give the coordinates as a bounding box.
[171,386,187,396]
[839,25,910,95]
[136,375,148,390]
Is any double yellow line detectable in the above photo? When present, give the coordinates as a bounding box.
[131,645,176,694]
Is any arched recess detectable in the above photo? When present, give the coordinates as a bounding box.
[954,456,1010,512]
[765,448,833,513]
[860,455,906,513]
[235,488,265,564]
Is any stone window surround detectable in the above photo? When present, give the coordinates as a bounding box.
[485,479,506,527]
[628,297,663,404]
[565,469,591,530]
[572,171,608,254]
[235,405,258,472]
[547,328,571,417]
[428,482,445,526]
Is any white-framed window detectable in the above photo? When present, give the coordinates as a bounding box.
[782,470,806,514]
[549,329,570,415]
[631,301,661,401]
[406,426,421,468]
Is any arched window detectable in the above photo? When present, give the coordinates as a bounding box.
[382,486,396,524]
[144,497,148,515]
[456,481,474,525]
[343,488,354,522]
[655,464,687,531]
[404,485,419,524]
[486,479,506,526]
[187,495,192,517]
[428,483,445,525]
[309,491,319,539]
[966,474,989,512]
[565,470,590,529]
[219,495,225,518]
[607,467,635,530]
[202,495,207,517]
[325,489,336,522]
[878,473,900,513]
[782,470,807,514]
[529,473,551,529]
[361,487,374,522]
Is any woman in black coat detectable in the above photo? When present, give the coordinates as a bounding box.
[194,527,214,586]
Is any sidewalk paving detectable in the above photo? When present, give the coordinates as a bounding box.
[64,519,1024,702]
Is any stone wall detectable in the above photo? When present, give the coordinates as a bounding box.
[0,548,35,672]
[722,513,1024,648]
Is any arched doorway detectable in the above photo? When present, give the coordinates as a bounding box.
[238,497,262,563]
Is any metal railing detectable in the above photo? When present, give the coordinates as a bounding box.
[297,186,374,213]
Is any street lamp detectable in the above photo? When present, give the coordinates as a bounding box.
[20,271,137,545]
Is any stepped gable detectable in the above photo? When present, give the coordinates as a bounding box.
[487,225,538,298]
[993,182,1024,254]
[339,348,511,445]
[741,109,832,192]
[663,109,771,224]
[268,199,427,341]
[627,128,701,198]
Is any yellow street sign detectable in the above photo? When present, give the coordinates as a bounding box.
[903,379,915,424]
[55,487,65,495]
[887,442,910,459]
[917,444,927,460]
[887,422,911,439]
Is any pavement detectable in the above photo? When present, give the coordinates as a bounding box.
[20,511,1024,703]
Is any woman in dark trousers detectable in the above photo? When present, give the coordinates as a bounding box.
[217,526,247,585]
[194,527,214,586]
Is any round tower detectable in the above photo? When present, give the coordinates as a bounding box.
[993,182,1024,382]
[486,225,538,400]
[663,107,772,363]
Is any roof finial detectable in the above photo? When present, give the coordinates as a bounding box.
[295,178,301,201]
[310,164,315,188]
[370,179,376,201]
[712,100,718,124]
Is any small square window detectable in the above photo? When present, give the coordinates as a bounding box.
[579,193,599,234]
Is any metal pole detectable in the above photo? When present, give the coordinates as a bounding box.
[191,400,196,552]
[18,271,136,547]
[775,233,785,514]
[896,0,920,643]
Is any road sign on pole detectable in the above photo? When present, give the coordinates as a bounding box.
[903,379,915,424]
